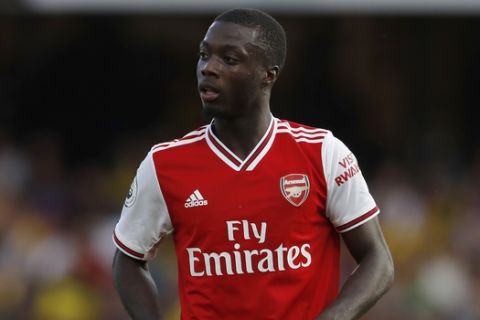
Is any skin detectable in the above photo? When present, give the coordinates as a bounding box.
[112,20,394,320]
[197,21,278,159]
[317,218,394,320]
[112,250,163,320]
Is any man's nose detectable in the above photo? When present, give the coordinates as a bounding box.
[201,57,220,77]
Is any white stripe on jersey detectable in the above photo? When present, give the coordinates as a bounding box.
[153,135,205,152]
[294,137,325,144]
[277,129,327,138]
[152,129,206,150]
[245,122,277,171]
[277,123,328,134]
[205,116,275,171]
[207,128,243,164]
[183,127,208,138]
[205,134,243,171]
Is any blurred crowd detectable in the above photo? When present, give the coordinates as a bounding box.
[1,14,479,319]
[0,128,185,319]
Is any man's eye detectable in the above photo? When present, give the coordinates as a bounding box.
[224,56,237,64]
[198,52,208,59]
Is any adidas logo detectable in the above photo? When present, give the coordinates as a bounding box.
[184,189,208,208]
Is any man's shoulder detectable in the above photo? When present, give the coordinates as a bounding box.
[150,125,208,156]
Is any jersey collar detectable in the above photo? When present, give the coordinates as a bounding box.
[205,116,277,171]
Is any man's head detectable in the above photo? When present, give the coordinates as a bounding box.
[214,8,287,72]
[197,8,287,119]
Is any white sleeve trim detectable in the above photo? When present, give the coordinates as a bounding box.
[336,207,380,233]
[113,230,147,260]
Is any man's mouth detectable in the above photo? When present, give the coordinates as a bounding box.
[199,83,220,102]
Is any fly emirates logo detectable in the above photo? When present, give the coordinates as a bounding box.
[187,220,312,277]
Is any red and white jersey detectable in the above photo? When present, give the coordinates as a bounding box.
[113,116,379,320]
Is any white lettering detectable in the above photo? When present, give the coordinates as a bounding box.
[184,199,208,208]
[226,220,267,243]
[233,243,243,274]
[275,243,288,271]
[187,221,313,277]
[284,179,305,185]
[203,252,233,276]
[251,222,267,244]
[226,220,241,241]
[287,246,301,269]
[187,248,204,277]
[301,244,312,267]
[244,249,259,273]
[258,249,275,272]
[242,220,250,240]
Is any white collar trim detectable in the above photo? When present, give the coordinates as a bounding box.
[205,116,277,171]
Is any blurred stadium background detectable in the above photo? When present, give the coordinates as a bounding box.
[1,0,479,319]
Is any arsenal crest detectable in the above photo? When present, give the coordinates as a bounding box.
[280,174,310,207]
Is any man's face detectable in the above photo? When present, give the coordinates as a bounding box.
[196,21,267,118]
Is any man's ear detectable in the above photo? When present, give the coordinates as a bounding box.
[263,65,280,86]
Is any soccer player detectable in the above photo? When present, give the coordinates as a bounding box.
[112,8,394,320]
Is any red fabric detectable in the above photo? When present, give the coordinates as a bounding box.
[152,120,340,319]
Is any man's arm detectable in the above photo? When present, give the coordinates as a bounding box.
[112,249,162,320]
[317,217,394,320]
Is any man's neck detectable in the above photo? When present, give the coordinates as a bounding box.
[211,108,272,161]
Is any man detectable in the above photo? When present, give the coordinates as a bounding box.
[112,8,394,320]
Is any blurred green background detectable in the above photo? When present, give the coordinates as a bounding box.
[1,2,479,319]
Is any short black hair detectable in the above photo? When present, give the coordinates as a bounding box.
[214,8,287,71]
